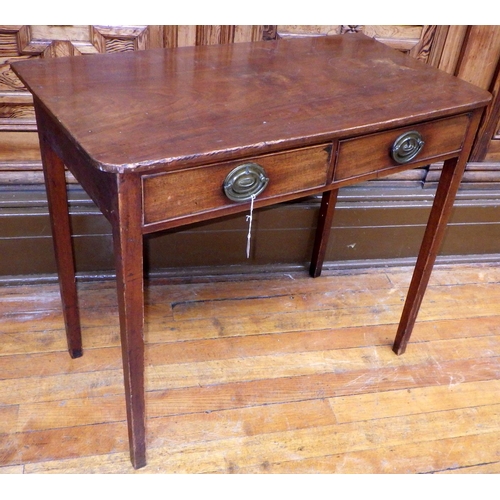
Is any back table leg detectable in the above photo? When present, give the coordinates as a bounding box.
[39,137,82,359]
[309,189,339,278]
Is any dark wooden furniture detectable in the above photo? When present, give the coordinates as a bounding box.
[12,33,491,469]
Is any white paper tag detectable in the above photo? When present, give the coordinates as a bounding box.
[245,194,256,259]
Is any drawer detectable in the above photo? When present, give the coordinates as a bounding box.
[142,144,331,226]
[333,114,470,182]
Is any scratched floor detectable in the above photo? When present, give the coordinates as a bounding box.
[1,262,500,473]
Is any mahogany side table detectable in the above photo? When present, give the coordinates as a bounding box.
[12,34,491,469]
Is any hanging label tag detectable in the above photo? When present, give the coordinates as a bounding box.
[246,194,256,259]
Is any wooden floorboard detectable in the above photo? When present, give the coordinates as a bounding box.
[1,263,500,474]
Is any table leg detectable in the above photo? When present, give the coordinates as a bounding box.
[39,137,82,359]
[392,157,464,355]
[309,189,339,278]
[112,176,146,469]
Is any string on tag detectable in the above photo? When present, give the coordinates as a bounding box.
[245,194,256,259]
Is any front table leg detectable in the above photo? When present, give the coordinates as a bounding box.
[392,156,464,355]
[39,137,83,358]
[113,175,147,469]
[393,107,484,355]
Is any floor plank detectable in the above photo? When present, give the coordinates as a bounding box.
[1,262,500,473]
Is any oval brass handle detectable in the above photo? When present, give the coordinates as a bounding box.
[223,162,269,202]
[391,130,425,164]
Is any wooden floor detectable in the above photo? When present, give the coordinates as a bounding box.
[1,262,500,474]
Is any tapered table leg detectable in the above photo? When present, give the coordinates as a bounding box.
[392,157,464,355]
[39,137,82,359]
[112,174,146,469]
[310,189,339,278]
[393,108,484,355]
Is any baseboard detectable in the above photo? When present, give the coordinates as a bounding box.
[1,253,500,286]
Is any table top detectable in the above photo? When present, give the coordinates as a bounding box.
[13,33,491,174]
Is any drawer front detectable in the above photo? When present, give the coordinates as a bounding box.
[143,144,331,226]
[334,114,470,182]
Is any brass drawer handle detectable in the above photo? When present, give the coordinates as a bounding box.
[391,130,425,164]
[223,162,269,202]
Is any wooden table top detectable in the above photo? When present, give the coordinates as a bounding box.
[12,33,491,174]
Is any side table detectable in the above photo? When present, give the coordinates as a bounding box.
[12,33,491,469]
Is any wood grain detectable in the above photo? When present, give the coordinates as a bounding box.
[1,262,500,473]
[0,24,267,187]
[11,35,490,174]
[2,24,500,192]
[142,144,330,227]
[456,26,500,90]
